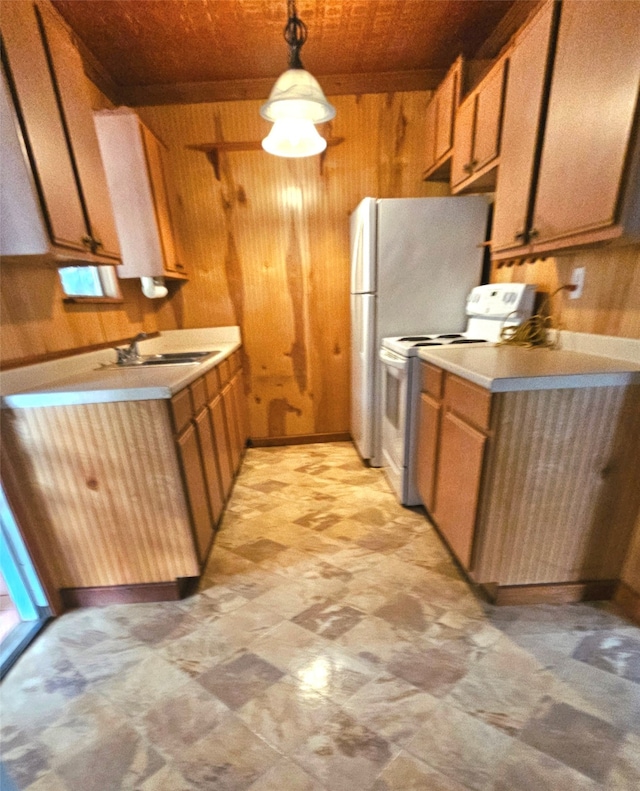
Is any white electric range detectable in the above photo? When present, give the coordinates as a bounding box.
[379,283,537,505]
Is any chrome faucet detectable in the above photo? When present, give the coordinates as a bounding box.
[114,332,148,364]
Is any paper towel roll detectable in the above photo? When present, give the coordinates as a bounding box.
[140,277,168,299]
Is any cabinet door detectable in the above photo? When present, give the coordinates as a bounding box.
[176,423,213,564]
[194,407,225,528]
[434,411,486,569]
[232,371,248,449]
[531,1,640,243]
[141,124,182,275]
[222,382,241,474]
[209,394,233,500]
[491,0,556,254]
[451,95,476,187]
[435,65,459,162]
[37,6,120,260]
[473,58,507,172]
[423,97,438,173]
[0,1,86,254]
[416,392,441,513]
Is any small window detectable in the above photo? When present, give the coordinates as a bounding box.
[59,266,121,301]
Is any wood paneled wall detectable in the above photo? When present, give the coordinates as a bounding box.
[138,93,448,440]
[0,263,157,366]
[491,245,640,338]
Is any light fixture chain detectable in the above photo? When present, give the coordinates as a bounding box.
[284,0,307,69]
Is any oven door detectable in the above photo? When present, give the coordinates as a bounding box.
[379,347,408,501]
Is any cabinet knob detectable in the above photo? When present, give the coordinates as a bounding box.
[514,230,526,241]
[463,163,473,174]
[529,228,539,239]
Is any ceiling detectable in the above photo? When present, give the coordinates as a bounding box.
[50,0,535,106]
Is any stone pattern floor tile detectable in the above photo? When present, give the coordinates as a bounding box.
[1,442,639,791]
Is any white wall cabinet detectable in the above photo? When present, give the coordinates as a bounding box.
[94,108,189,280]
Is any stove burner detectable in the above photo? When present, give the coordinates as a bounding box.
[435,334,464,339]
[450,338,488,344]
[398,335,434,341]
[414,341,444,346]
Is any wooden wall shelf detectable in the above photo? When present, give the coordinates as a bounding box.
[188,137,345,180]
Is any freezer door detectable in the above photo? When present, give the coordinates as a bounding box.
[350,292,376,460]
[350,197,377,294]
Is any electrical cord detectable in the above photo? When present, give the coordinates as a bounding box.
[498,285,576,348]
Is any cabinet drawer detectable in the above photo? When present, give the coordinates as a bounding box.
[170,388,193,434]
[190,376,207,413]
[205,367,220,400]
[445,374,491,431]
[421,363,444,400]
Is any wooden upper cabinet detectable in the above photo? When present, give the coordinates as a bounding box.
[0,1,120,264]
[423,57,463,180]
[94,108,189,279]
[491,0,557,255]
[491,0,640,261]
[451,54,508,194]
[530,1,640,250]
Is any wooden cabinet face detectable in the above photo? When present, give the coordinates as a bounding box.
[434,411,486,569]
[435,67,458,161]
[0,2,88,255]
[531,1,640,243]
[209,393,233,500]
[176,422,213,564]
[36,6,120,260]
[451,56,507,192]
[423,97,438,173]
[473,60,506,171]
[491,0,556,254]
[194,407,224,527]
[416,392,441,513]
[451,96,476,187]
[222,382,241,474]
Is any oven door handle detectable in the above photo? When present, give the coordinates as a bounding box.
[379,348,407,371]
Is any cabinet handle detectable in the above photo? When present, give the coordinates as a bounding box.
[81,236,103,254]
[529,228,539,239]
[463,163,473,173]
[174,262,185,271]
[514,230,526,241]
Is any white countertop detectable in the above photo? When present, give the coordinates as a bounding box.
[1,327,241,408]
[417,343,640,392]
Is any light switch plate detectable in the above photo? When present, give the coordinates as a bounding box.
[569,266,585,299]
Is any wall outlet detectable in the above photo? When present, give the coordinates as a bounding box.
[569,266,585,299]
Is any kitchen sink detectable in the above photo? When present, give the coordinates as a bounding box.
[102,350,220,369]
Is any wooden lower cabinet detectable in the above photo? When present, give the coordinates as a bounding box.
[416,392,441,513]
[415,362,640,603]
[175,421,213,563]
[209,393,234,499]
[1,353,248,605]
[434,411,486,570]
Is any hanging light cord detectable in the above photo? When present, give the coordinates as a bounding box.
[284,0,308,68]
[498,285,576,348]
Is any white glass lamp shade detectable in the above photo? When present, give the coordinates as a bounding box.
[260,68,335,123]
[262,118,327,158]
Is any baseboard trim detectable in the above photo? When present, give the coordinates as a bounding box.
[480,579,618,606]
[249,432,351,447]
[613,581,640,626]
[60,577,198,609]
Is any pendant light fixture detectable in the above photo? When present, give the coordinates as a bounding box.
[261,0,335,158]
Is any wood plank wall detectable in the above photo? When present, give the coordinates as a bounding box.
[0,264,158,365]
[491,245,640,338]
[138,93,449,440]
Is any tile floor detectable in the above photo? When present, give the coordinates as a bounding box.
[1,442,640,790]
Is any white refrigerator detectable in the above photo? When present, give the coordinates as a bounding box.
[350,196,489,467]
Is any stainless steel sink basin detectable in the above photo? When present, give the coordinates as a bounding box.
[103,350,220,369]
